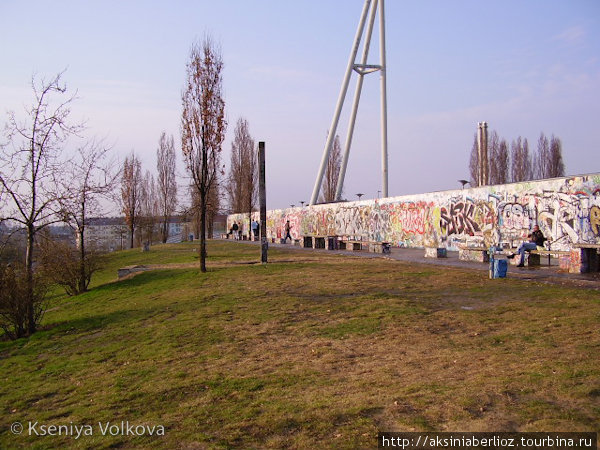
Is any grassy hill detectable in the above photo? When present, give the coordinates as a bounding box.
[1,241,599,448]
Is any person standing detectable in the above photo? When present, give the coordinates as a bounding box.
[232,221,239,240]
[251,220,259,240]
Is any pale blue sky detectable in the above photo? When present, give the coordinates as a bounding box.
[1,1,599,210]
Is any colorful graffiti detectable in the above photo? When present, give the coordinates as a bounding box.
[590,205,600,236]
[228,174,600,251]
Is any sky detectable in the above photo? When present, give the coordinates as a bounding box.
[1,0,599,211]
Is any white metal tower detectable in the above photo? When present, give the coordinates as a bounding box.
[310,0,388,205]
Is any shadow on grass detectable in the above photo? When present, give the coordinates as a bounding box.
[41,307,154,341]
[92,267,201,293]
[20,269,202,347]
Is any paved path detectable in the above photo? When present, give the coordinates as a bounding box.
[227,239,600,290]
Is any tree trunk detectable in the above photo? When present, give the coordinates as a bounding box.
[129,224,135,249]
[200,189,207,273]
[25,224,36,335]
[162,220,168,244]
[78,227,87,294]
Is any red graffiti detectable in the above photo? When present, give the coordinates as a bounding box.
[397,204,426,235]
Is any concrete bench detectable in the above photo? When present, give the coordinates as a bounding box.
[313,237,326,249]
[529,249,570,266]
[370,242,391,254]
[424,247,447,258]
[458,246,489,263]
[339,239,390,253]
[569,244,600,274]
[340,240,364,251]
[118,265,150,279]
[302,236,327,249]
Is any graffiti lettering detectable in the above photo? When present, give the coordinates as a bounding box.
[397,203,426,235]
[440,201,480,236]
[499,203,529,230]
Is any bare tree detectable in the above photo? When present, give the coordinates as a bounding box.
[320,134,342,203]
[523,138,532,181]
[548,135,565,178]
[488,132,510,185]
[496,138,510,184]
[469,133,479,185]
[0,71,83,336]
[56,139,117,294]
[534,132,550,179]
[534,132,566,180]
[227,117,257,225]
[139,170,158,247]
[511,137,532,182]
[488,131,500,185]
[156,132,177,243]
[121,152,143,249]
[181,36,226,272]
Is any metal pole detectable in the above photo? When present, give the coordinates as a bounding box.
[258,141,268,264]
[379,0,388,198]
[477,122,482,186]
[310,0,373,206]
[336,0,379,201]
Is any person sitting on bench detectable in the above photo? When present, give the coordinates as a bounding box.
[508,225,547,267]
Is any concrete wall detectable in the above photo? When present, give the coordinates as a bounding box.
[228,174,600,251]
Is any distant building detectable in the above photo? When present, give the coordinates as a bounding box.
[84,217,128,252]
[83,216,193,252]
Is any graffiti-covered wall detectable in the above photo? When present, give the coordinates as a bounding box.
[228,174,600,251]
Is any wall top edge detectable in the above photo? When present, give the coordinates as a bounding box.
[252,172,600,215]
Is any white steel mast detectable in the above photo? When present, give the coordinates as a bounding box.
[310,0,388,205]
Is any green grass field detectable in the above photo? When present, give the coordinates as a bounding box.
[1,241,599,449]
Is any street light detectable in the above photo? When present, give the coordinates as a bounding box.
[290,204,295,208]
[458,179,470,189]
[300,201,305,207]
[356,193,364,200]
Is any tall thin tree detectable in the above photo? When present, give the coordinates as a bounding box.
[548,135,565,178]
[320,134,343,203]
[140,170,158,247]
[227,117,257,229]
[156,132,177,243]
[488,131,500,185]
[534,132,550,179]
[121,152,143,249]
[511,137,532,182]
[496,138,510,184]
[469,133,479,186]
[181,36,226,272]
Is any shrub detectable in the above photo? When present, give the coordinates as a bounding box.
[38,238,101,296]
[0,264,47,340]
